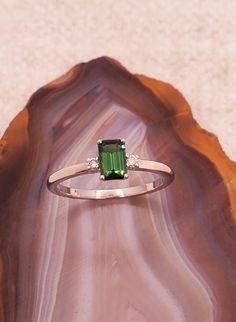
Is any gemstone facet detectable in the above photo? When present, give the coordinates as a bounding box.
[98,139,127,180]
[126,154,139,168]
[87,157,99,171]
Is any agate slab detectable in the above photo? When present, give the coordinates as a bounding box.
[0,57,236,322]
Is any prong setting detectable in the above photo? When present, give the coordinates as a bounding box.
[126,154,139,169]
[98,139,127,180]
[87,157,99,171]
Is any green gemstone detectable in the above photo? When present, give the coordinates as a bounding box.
[98,139,127,180]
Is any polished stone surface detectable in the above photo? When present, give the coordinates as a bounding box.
[98,139,127,180]
[0,57,235,322]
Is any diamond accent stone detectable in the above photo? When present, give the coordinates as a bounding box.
[87,157,99,171]
[126,154,139,168]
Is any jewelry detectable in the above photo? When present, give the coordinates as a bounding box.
[47,139,174,199]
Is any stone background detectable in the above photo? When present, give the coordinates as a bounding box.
[0,0,235,161]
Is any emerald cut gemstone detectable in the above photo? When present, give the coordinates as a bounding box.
[98,139,127,180]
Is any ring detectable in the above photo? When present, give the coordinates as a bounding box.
[47,139,174,200]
